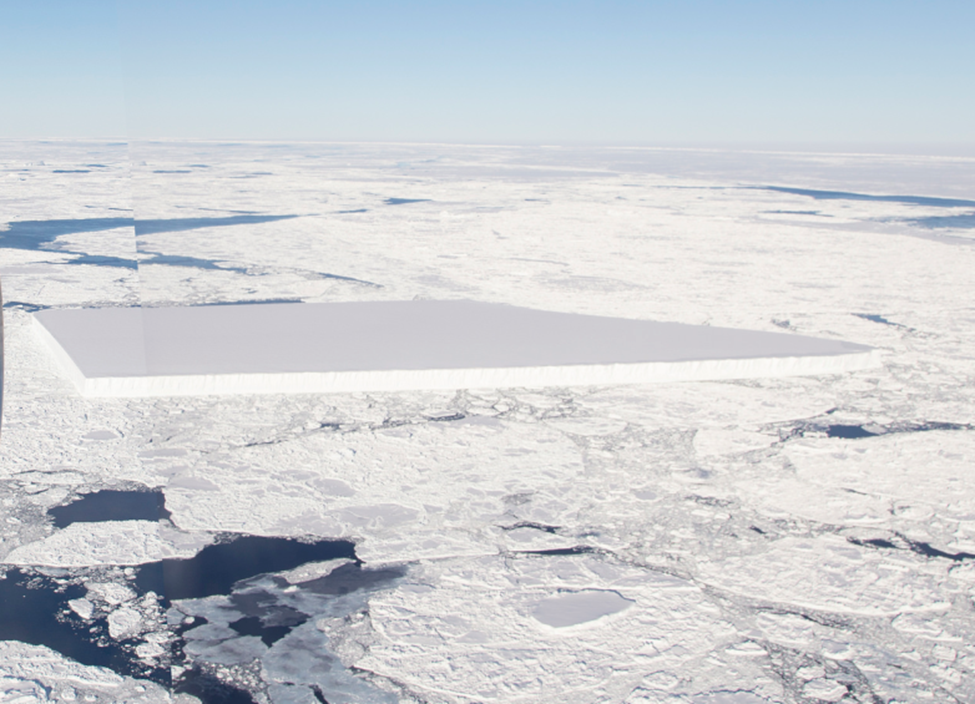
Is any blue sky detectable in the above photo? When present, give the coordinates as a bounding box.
[1,0,973,146]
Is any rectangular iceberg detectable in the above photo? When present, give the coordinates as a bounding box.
[33,300,880,397]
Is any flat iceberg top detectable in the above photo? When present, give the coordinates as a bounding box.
[34,300,870,379]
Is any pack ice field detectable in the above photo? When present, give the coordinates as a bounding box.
[1,141,974,704]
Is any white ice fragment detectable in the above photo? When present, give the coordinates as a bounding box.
[0,642,124,687]
[532,589,634,627]
[802,679,848,702]
[724,641,767,658]
[2,522,166,567]
[277,558,355,585]
[135,632,169,661]
[107,606,143,640]
[86,582,136,605]
[67,598,94,621]
[795,665,825,680]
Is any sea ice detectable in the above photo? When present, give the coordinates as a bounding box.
[2,140,974,703]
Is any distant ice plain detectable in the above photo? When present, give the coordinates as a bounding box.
[1,141,975,703]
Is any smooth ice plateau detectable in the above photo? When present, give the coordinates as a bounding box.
[1,141,975,704]
[33,300,878,397]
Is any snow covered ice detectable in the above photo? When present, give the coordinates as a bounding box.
[1,140,975,703]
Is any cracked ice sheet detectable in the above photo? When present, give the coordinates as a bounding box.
[4,142,975,702]
[355,553,747,703]
[3,520,204,567]
[750,431,975,532]
[0,642,175,703]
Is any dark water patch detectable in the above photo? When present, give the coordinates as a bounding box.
[53,169,91,174]
[315,271,381,286]
[0,568,169,685]
[911,213,975,229]
[153,170,192,174]
[827,425,879,439]
[136,536,357,601]
[85,164,108,168]
[288,561,405,596]
[864,538,897,549]
[138,251,376,285]
[139,253,249,273]
[906,538,975,561]
[0,535,400,700]
[0,218,133,251]
[134,214,300,236]
[67,253,138,269]
[761,186,975,208]
[853,312,906,328]
[174,666,257,704]
[49,489,171,528]
[384,198,430,206]
[848,537,898,550]
[175,614,208,638]
[187,164,210,168]
[311,685,330,703]
[1,215,301,252]
[841,420,970,437]
[849,534,975,561]
[175,560,403,701]
[229,616,293,647]
[2,300,48,313]
[785,419,974,441]
[502,521,560,534]
[764,209,827,216]
[336,208,368,214]
[524,198,546,202]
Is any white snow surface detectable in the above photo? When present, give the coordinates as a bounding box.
[2,140,975,703]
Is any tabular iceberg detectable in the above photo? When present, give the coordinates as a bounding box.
[33,300,879,397]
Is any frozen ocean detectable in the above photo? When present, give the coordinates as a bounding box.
[1,140,975,703]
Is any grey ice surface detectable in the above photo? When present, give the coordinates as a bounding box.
[34,300,870,379]
[533,589,635,627]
